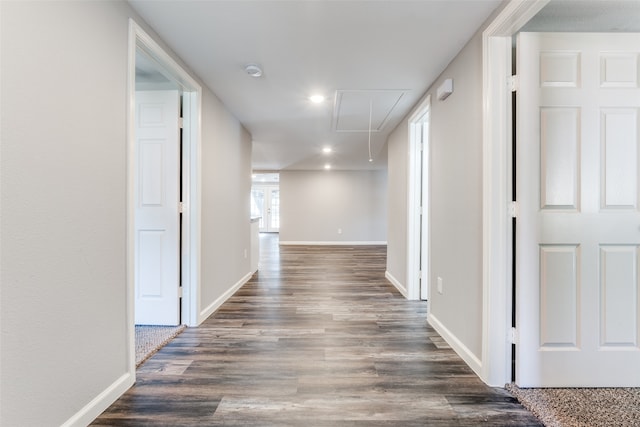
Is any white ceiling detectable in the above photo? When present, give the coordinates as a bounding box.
[128,0,502,171]
[522,0,640,33]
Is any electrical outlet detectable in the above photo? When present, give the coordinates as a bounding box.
[437,277,443,294]
[337,228,342,235]
[244,249,248,259]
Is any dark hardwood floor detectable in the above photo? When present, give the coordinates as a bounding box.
[93,234,541,426]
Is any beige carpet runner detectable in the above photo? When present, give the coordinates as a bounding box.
[507,384,640,427]
[135,325,186,367]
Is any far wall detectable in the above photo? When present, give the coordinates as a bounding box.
[280,170,387,244]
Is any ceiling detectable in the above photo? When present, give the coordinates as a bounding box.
[522,0,640,32]
[128,0,502,171]
[135,50,181,91]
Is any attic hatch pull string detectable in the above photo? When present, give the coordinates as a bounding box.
[368,98,373,162]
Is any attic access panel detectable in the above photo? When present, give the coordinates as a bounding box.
[333,89,407,133]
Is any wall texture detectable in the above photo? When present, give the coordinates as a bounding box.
[0,1,251,425]
[386,31,485,360]
[280,170,387,244]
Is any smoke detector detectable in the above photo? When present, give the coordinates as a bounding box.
[244,64,263,78]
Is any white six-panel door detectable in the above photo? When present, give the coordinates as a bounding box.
[134,90,181,326]
[516,33,640,387]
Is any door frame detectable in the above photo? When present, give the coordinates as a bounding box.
[480,0,549,386]
[407,95,431,301]
[127,19,203,374]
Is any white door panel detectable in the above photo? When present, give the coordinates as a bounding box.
[517,33,640,387]
[135,90,181,326]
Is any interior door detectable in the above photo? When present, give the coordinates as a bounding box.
[516,33,640,386]
[251,186,280,232]
[134,90,181,326]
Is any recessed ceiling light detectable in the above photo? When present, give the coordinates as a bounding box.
[244,64,263,77]
[322,147,332,154]
[310,95,325,103]
[324,164,331,170]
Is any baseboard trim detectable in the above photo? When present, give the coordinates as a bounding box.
[385,270,408,299]
[199,271,253,323]
[428,313,483,377]
[279,241,387,246]
[61,372,134,427]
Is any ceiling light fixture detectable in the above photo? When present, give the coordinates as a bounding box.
[324,164,331,170]
[322,147,332,154]
[244,64,263,78]
[310,94,325,103]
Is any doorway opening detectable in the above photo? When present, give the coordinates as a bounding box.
[251,173,280,233]
[407,96,431,301]
[127,19,202,373]
[483,0,640,387]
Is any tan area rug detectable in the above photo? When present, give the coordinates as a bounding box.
[135,325,186,367]
[506,384,640,427]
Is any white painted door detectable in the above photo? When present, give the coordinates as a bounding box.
[134,90,181,325]
[516,33,640,387]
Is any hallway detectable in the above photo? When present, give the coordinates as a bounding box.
[93,234,541,426]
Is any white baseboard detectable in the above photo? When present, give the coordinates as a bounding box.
[61,372,134,427]
[199,271,253,323]
[428,313,483,377]
[279,241,387,246]
[385,270,408,299]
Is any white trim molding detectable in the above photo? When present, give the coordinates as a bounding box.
[199,272,253,323]
[61,373,133,427]
[279,241,387,246]
[480,0,549,387]
[385,271,408,298]
[429,314,482,376]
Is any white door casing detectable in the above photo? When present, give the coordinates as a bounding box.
[134,90,181,326]
[407,95,431,301]
[418,111,430,301]
[480,0,549,388]
[516,32,640,386]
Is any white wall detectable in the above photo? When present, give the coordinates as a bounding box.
[386,124,409,286]
[1,2,131,425]
[280,170,387,244]
[0,1,251,425]
[200,95,252,317]
[428,31,484,360]
[386,30,485,361]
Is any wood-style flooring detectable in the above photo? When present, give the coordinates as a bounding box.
[93,234,541,426]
